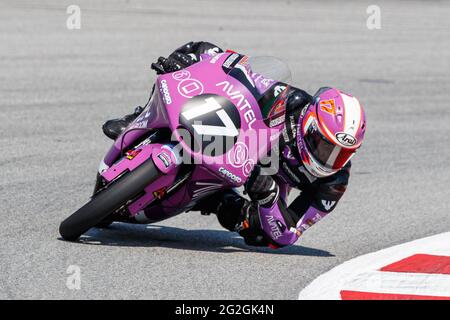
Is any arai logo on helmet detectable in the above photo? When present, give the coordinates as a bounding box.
[335,132,357,146]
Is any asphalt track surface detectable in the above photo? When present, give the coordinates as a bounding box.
[1,0,449,299]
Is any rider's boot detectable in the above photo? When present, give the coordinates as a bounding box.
[102,106,144,140]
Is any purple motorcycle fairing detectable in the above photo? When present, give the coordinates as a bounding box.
[156,52,279,183]
[100,52,284,223]
[134,165,225,223]
[103,88,169,167]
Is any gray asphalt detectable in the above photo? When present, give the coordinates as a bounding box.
[1,0,449,299]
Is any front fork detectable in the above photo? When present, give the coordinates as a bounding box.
[98,143,181,218]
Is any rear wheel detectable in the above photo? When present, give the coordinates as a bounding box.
[59,158,160,241]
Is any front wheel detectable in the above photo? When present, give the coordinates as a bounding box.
[59,158,160,241]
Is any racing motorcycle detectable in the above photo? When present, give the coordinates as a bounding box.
[59,52,292,241]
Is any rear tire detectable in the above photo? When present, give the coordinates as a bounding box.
[59,158,160,241]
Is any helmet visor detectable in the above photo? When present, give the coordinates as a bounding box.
[303,121,355,170]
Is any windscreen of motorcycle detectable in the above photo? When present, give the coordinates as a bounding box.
[247,56,292,84]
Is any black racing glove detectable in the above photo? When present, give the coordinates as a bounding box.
[151,41,223,74]
[212,191,270,247]
[151,52,195,74]
[151,42,198,74]
[234,201,270,247]
[244,166,279,208]
[204,187,276,248]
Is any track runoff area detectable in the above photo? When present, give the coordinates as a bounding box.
[298,232,450,300]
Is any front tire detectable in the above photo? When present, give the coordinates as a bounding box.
[59,158,160,241]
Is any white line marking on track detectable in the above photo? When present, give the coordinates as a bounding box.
[298,232,450,300]
[343,271,450,297]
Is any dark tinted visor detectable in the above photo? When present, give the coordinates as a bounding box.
[304,121,355,170]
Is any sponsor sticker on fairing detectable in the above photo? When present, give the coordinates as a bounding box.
[218,167,242,183]
[242,159,254,177]
[209,52,225,64]
[157,152,171,168]
[160,79,172,104]
[222,53,240,69]
[237,55,249,66]
[126,149,141,160]
[228,142,249,168]
[172,70,191,81]
[177,78,204,98]
[152,187,167,199]
[216,81,256,129]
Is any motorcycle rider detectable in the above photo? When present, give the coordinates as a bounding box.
[102,41,367,249]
